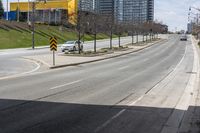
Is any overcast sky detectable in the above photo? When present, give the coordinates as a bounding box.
[2,0,200,32]
[155,0,200,32]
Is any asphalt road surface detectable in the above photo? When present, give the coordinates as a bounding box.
[0,35,146,78]
[0,35,195,133]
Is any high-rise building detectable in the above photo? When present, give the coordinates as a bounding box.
[79,0,94,12]
[95,0,114,15]
[115,0,154,23]
[147,0,154,21]
[187,22,194,34]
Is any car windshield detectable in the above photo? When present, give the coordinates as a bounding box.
[181,34,186,37]
[65,41,75,44]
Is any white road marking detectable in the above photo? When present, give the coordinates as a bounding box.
[0,58,41,80]
[118,66,129,70]
[94,109,126,133]
[0,52,8,56]
[128,95,144,106]
[20,60,41,75]
[49,80,82,90]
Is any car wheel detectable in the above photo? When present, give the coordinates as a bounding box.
[73,46,76,51]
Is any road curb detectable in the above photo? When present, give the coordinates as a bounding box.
[49,39,166,69]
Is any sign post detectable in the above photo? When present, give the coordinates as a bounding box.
[50,37,57,66]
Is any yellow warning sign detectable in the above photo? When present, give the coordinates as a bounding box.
[50,37,57,51]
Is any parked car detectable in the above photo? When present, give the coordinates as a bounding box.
[180,34,187,41]
[61,41,83,52]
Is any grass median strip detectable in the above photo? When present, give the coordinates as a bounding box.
[63,46,130,57]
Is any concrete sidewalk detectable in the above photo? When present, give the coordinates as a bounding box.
[23,39,165,69]
[178,36,200,133]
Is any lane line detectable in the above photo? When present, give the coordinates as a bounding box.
[128,95,144,106]
[49,80,82,90]
[94,109,126,133]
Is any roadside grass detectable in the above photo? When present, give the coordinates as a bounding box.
[0,23,118,49]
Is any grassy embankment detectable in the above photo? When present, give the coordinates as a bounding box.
[0,21,118,49]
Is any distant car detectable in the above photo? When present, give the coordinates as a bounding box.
[61,41,83,52]
[180,34,187,41]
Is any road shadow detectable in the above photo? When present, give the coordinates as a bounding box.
[0,99,199,133]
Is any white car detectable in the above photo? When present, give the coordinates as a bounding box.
[180,34,187,41]
[61,41,83,52]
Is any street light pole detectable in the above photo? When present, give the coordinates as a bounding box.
[93,10,97,53]
[31,1,35,50]
[6,0,8,20]
[17,0,19,22]
[131,2,134,45]
[110,0,114,50]
[189,12,199,25]
[190,6,200,12]
[27,0,30,23]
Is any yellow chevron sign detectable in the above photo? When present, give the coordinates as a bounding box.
[50,37,57,51]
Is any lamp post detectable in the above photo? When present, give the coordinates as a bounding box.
[131,1,134,45]
[17,0,19,22]
[31,1,35,50]
[189,7,200,39]
[6,0,8,20]
[27,0,30,23]
[189,6,200,25]
[31,0,47,50]
[109,0,114,50]
[190,6,200,12]
[189,12,199,25]
[93,8,97,53]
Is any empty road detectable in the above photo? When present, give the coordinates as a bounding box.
[0,35,198,133]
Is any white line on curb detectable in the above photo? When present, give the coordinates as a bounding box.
[49,80,82,90]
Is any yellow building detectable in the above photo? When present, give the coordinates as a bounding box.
[10,0,78,24]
